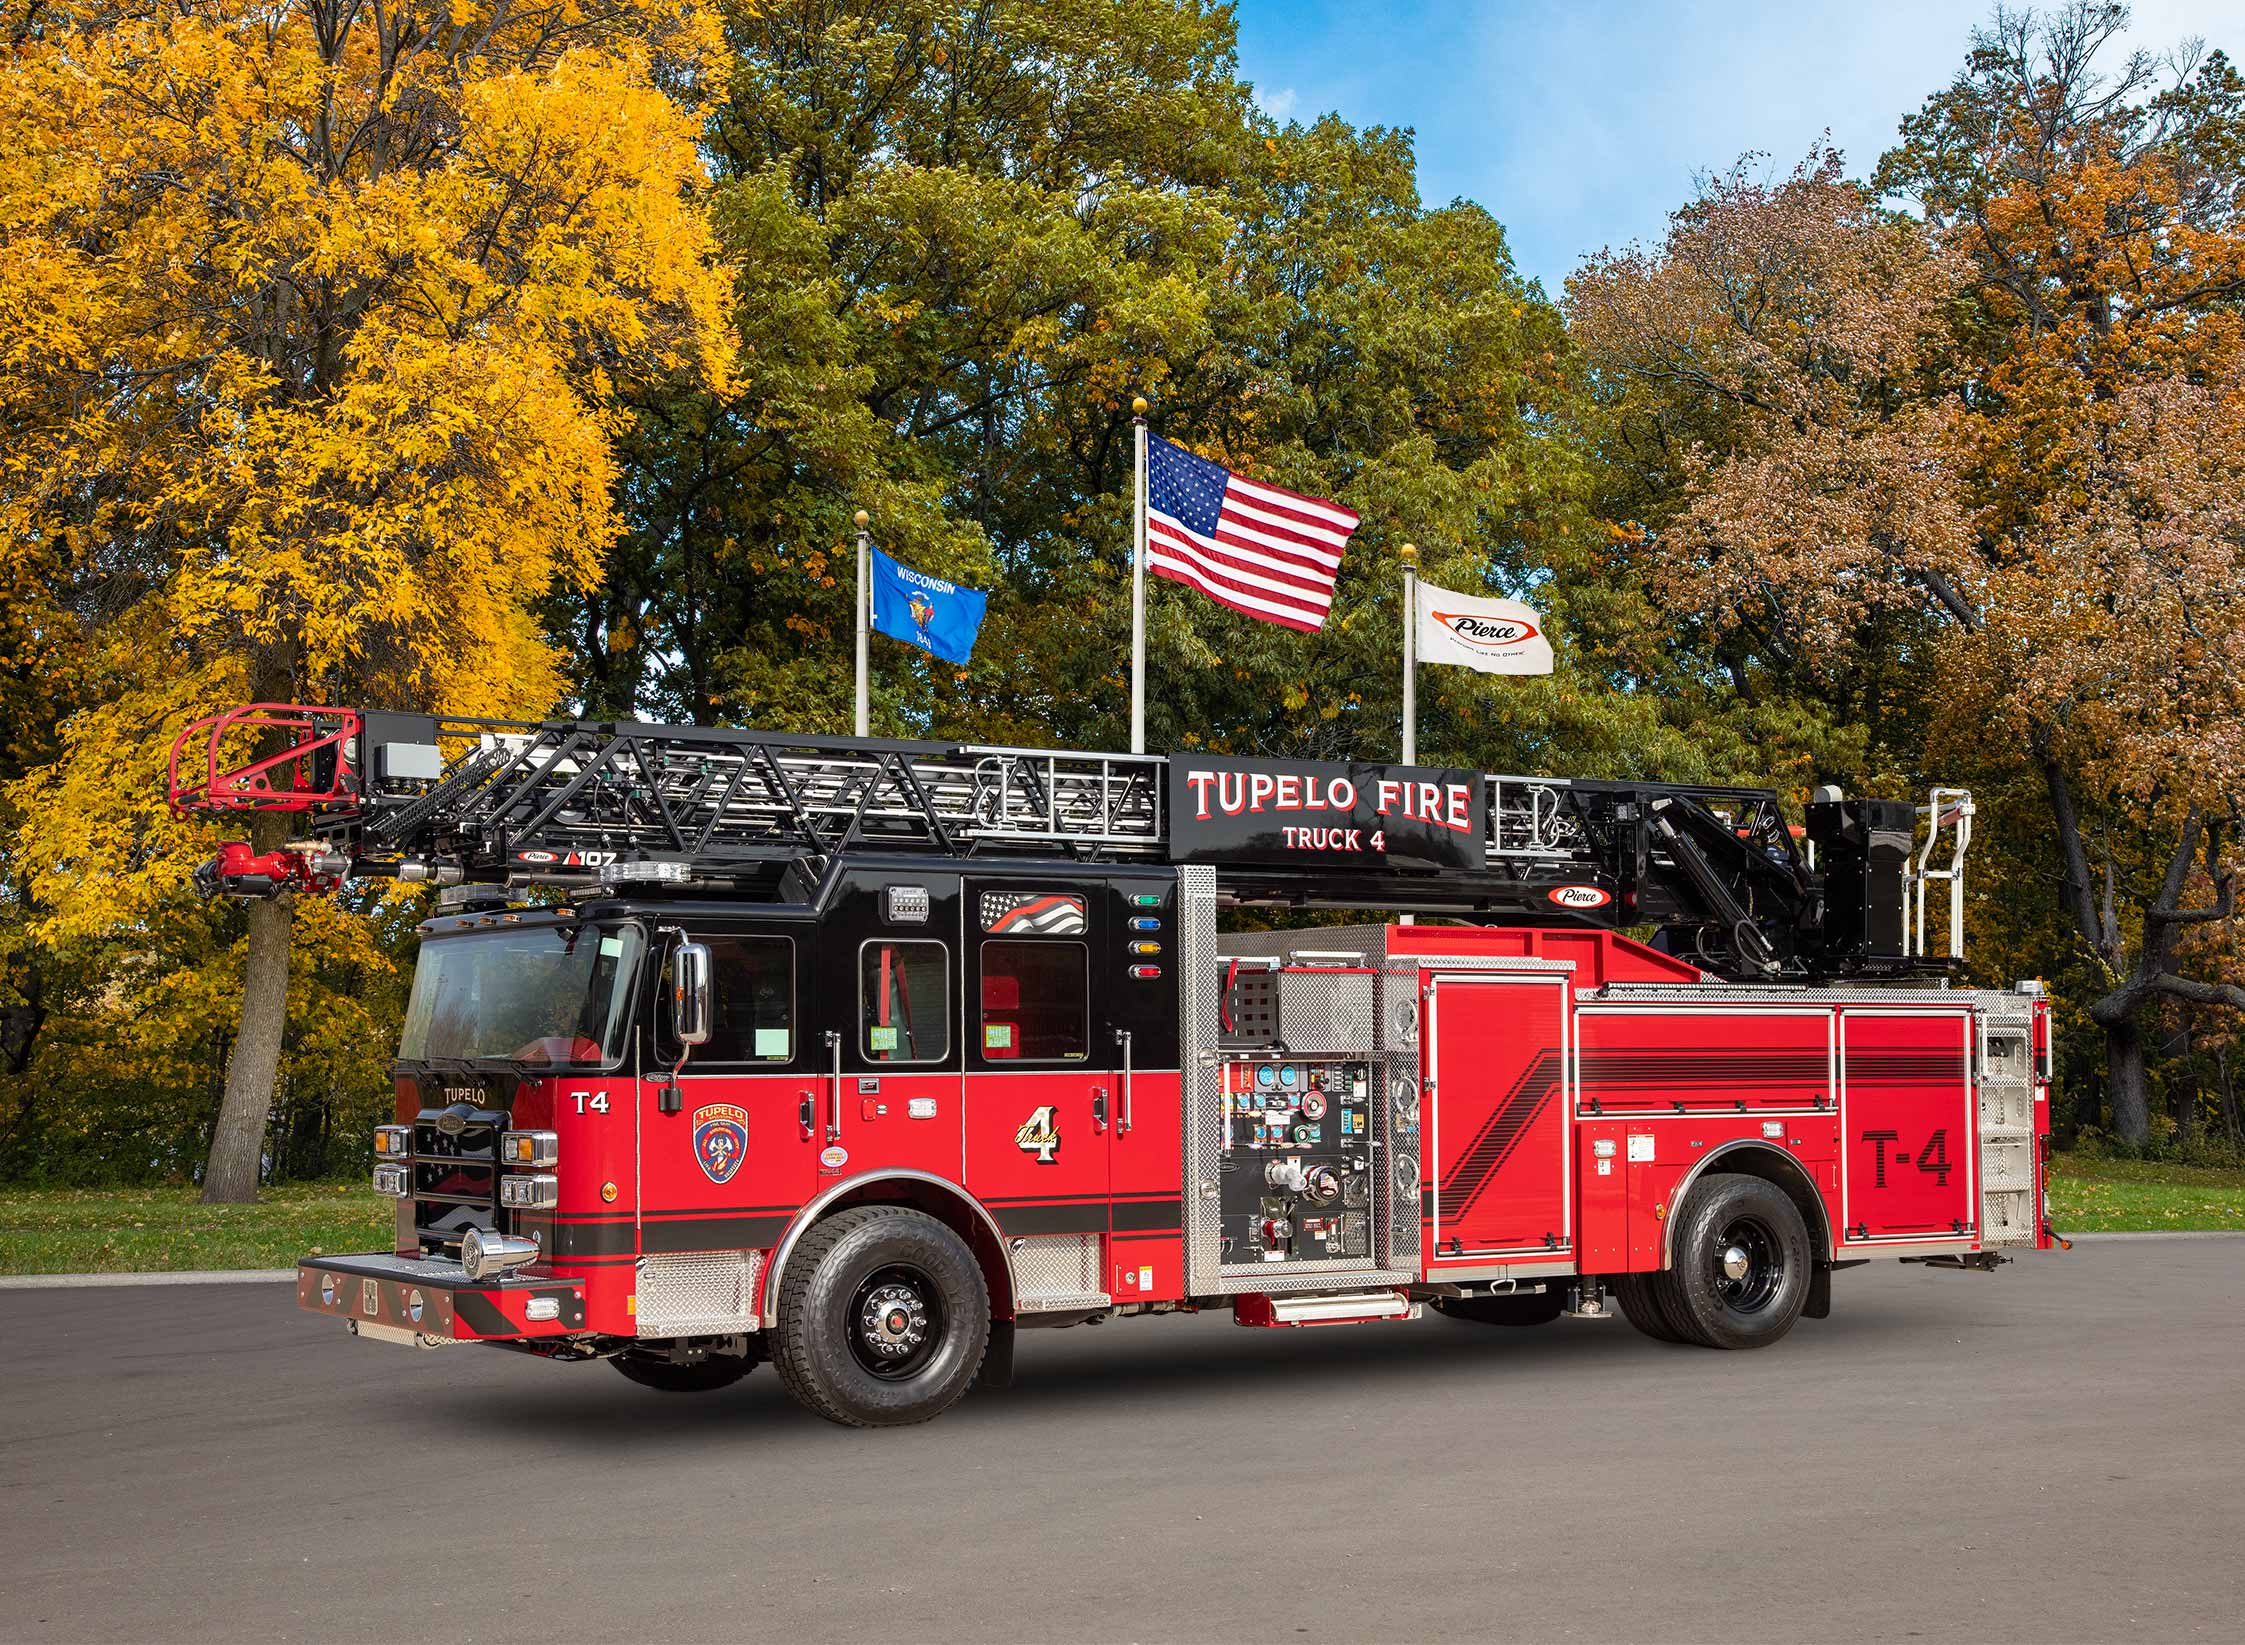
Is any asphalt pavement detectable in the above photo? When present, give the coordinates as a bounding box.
[3,1237,2240,1643]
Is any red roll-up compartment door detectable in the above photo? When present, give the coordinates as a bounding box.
[1839,1009,1975,1242]
[1426,972,1571,1260]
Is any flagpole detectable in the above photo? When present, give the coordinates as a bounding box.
[1400,541,1418,765]
[1130,396,1149,754]
[853,509,870,738]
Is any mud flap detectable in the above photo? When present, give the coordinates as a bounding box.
[1805,1264,1832,1320]
[976,1319,1016,1391]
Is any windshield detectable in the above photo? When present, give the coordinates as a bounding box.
[399,923,644,1067]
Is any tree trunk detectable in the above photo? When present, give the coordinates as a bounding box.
[2219,1046,2242,1150]
[201,890,295,1202]
[2105,1017,2148,1146]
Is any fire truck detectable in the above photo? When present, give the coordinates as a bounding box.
[170,703,2055,1427]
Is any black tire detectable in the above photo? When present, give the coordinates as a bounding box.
[1612,1273,1688,1344]
[1644,1257,1714,1345]
[771,1205,990,1428]
[609,1344,760,1393]
[1650,1173,1812,1350]
[1431,1289,1567,1327]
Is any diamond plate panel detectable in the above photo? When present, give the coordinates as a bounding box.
[1982,1185,2035,1243]
[1180,866,1225,1292]
[636,1250,761,1338]
[1273,968,1377,1052]
[1011,1233,1109,1311]
[1377,963,1422,1274]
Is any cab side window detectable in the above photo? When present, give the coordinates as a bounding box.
[860,940,948,1062]
[980,941,1089,1062]
[703,936,794,1063]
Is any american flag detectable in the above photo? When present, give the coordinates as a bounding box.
[979,891,1088,935]
[1145,434,1359,632]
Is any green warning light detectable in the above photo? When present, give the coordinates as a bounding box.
[1129,893,1163,907]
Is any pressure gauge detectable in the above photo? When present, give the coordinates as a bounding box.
[1300,1091,1329,1121]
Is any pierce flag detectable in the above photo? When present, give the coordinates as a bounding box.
[869,546,987,666]
[1413,580,1553,675]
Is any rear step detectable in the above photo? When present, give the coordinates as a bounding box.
[1233,1289,1420,1328]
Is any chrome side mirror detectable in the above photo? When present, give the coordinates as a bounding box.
[671,940,713,1047]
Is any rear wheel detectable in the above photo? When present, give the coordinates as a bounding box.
[609,1344,760,1393]
[772,1205,990,1428]
[1650,1173,1811,1349]
[1431,1288,1567,1327]
[1612,1273,1687,1344]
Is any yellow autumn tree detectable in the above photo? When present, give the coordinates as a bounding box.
[0,0,734,1198]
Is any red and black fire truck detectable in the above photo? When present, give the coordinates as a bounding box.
[170,703,2054,1427]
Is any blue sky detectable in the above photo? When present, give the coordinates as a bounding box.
[1233,0,2236,294]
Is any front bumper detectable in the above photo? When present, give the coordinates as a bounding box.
[298,1253,586,1344]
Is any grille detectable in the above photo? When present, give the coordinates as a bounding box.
[637,1250,762,1338]
[411,1105,505,1250]
[1011,1233,1108,1311]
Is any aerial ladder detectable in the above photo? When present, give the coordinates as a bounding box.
[166,703,1972,983]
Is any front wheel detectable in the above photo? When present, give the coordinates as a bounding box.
[772,1205,991,1428]
[1650,1173,1812,1349]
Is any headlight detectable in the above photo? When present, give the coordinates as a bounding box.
[373,1124,412,1158]
[372,1162,410,1198]
[500,1129,558,1167]
[498,1173,558,1210]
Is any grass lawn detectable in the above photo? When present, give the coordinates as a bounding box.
[0,1155,2237,1275]
[2045,1153,2245,1233]
[0,1183,391,1276]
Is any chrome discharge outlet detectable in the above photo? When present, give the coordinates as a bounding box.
[461,1227,539,1282]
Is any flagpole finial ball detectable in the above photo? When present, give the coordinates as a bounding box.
[854,510,869,529]
[1132,396,1148,416]
[1399,541,1417,564]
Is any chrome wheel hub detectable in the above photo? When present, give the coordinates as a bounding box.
[858,1282,929,1361]
[1712,1215,1784,1313]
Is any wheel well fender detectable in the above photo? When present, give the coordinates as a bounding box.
[758,1170,1016,1329]
[1660,1142,1832,1269]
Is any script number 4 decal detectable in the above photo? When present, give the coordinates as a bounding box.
[1016,1105,1060,1164]
[570,1091,610,1115]
[1861,1127,1952,1188]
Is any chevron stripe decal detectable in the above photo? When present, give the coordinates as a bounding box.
[1442,1048,1565,1219]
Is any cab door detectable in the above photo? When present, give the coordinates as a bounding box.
[963,883,1112,1297]
[640,929,815,1259]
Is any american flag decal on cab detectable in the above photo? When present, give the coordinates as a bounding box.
[979,891,1088,935]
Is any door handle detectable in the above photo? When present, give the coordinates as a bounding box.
[798,1094,815,1141]
[1114,1029,1134,1135]
[825,1030,843,1143]
[1092,1088,1108,1134]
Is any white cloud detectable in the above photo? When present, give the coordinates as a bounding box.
[1262,84,1299,122]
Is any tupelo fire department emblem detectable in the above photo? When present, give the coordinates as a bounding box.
[1015,1104,1060,1164]
[691,1103,749,1185]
